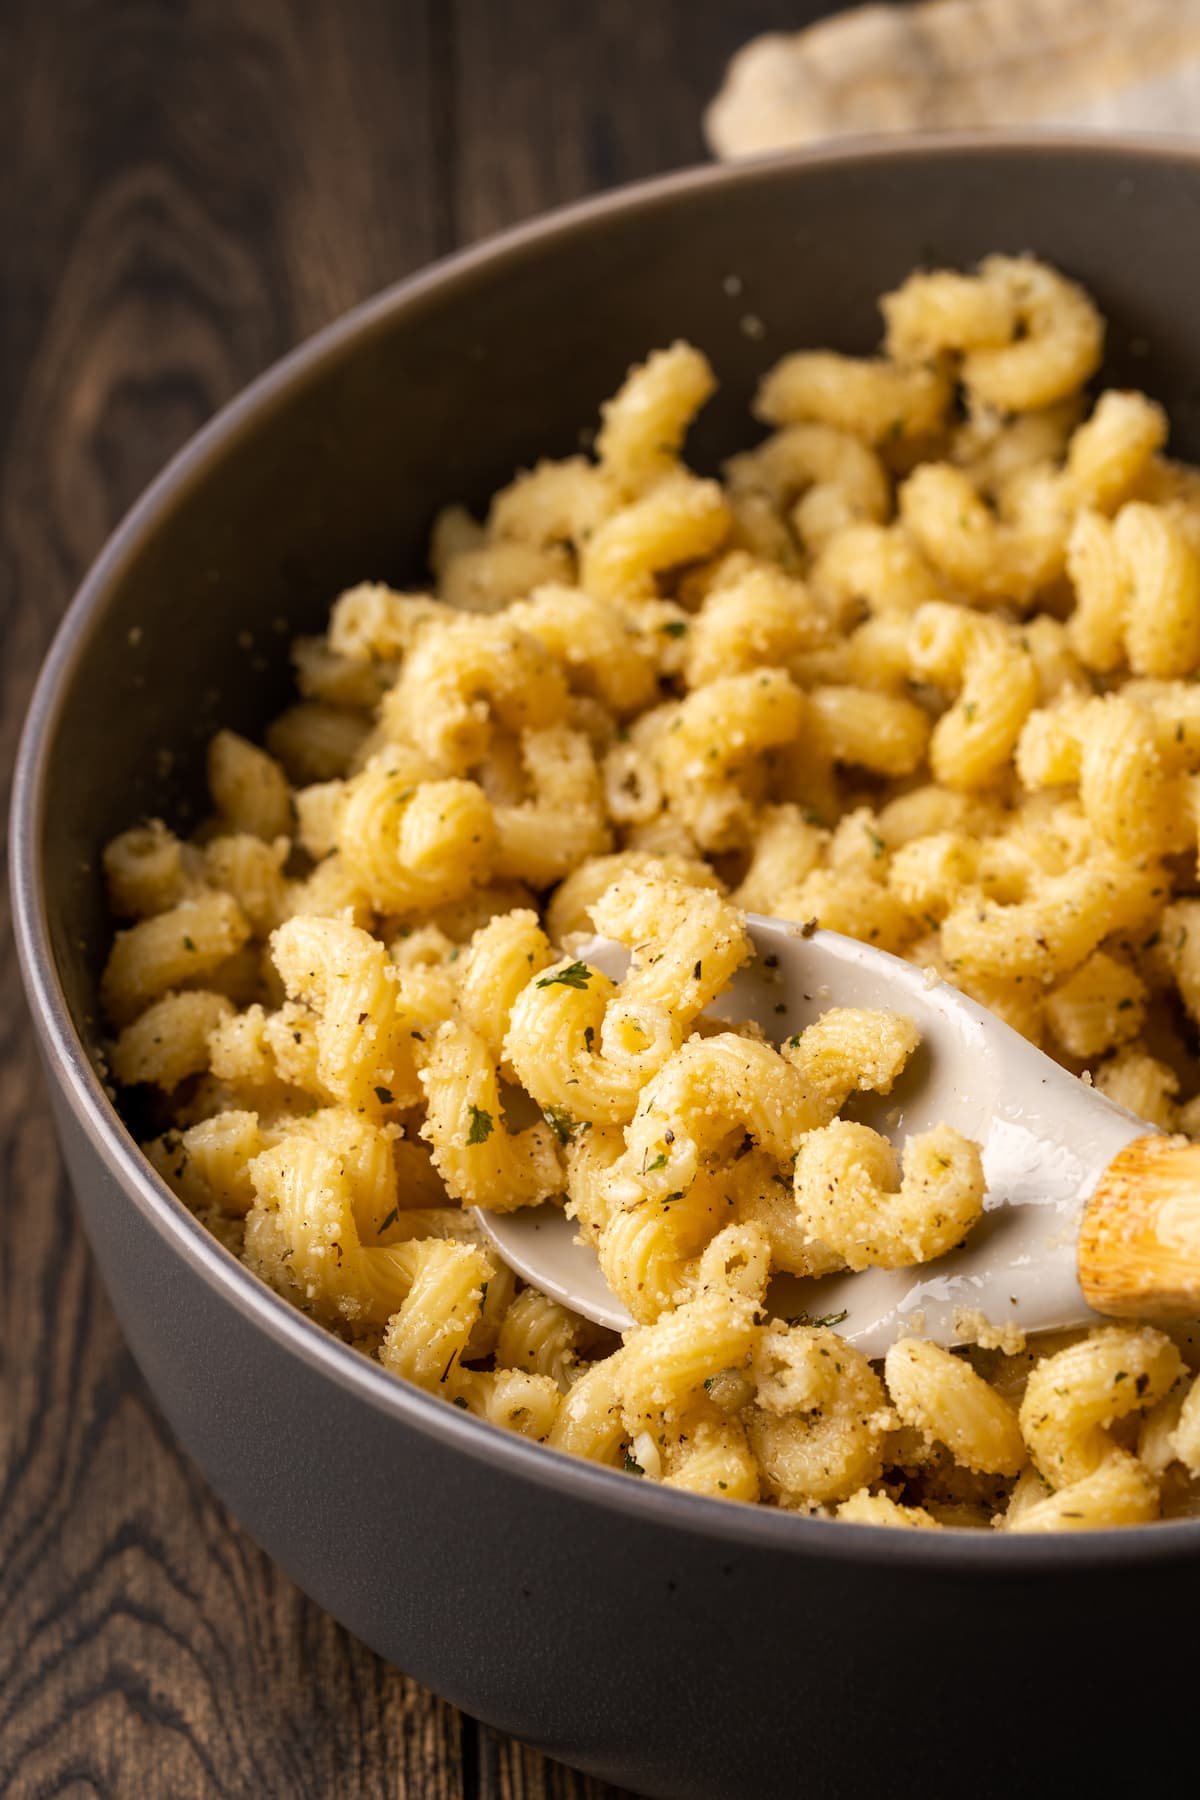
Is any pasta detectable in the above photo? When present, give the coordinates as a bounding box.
[100,255,1200,1530]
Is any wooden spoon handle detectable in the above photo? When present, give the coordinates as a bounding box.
[1079,1135,1200,1319]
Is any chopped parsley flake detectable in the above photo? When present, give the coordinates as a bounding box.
[466,1104,494,1145]
[623,1453,645,1476]
[374,1085,394,1105]
[536,960,592,990]
[584,1025,595,1053]
[377,1206,399,1235]
[788,1309,849,1329]
[182,936,196,952]
[660,619,688,638]
[542,1105,576,1144]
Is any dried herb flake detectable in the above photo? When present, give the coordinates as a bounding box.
[466,1104,494,1145]
[536,960,593,990]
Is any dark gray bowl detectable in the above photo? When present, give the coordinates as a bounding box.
[13,134,1200,1798]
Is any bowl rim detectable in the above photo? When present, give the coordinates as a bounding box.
[14,127,1200,1572]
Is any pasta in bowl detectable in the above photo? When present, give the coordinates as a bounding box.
[100,254,1200,1532]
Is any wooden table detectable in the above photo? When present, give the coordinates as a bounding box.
[0,4,828,1793]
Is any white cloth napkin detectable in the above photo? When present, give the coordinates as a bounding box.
[706,0,1200,161]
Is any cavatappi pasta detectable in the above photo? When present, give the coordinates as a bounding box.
[103,256,1200,1530]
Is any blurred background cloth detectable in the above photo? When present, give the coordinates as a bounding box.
[708,0,1200,159]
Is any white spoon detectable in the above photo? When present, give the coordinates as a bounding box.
[475,916,1200,1357]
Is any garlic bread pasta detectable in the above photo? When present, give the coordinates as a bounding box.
[101,254,1200,1530]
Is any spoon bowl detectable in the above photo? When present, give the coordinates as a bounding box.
[477,916,1168,1355]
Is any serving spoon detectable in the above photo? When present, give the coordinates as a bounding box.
[475,916,1200,1357]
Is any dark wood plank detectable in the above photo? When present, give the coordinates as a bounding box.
[0,3,466,1796]
[449,0,826,238]
[479,1733,639,1800]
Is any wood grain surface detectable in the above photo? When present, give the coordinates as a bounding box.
[0,3,823,1795]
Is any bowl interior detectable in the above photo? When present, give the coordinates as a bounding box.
[28,135,1200,1098]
